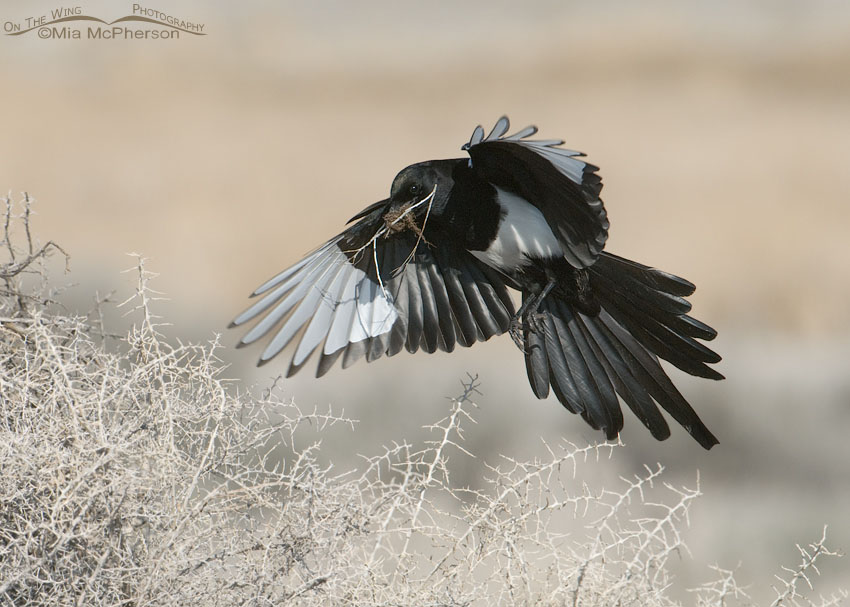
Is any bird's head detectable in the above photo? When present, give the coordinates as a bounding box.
[388,160,458,216]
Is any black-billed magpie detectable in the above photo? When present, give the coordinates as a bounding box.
[231,117,723,449]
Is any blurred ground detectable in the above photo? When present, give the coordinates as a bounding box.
[2,0,849,601]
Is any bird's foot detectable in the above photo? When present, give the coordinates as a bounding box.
[526,311,547,334]
[509,280,556,351]
[508,312,547,351]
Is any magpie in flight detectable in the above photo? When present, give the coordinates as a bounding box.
[231,117,723,448]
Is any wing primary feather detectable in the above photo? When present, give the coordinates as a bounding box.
[316,347,343,378]
[258,258,341,363]
[250,239,339,297]
[504,125,537,140]
[485,116,510,141]
[343,276,381,368]
[366,243,398,362]
[343,260,395,369]
[464,124,485,150]
[290,261,349,368]
[527,139,568,149]
[366,325,390,362]
[323,265,359,355]
[240,251,344,346]
[233,249,333,328]
[342,338,368,369]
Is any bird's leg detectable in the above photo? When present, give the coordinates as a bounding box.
[509,279,557,349]
[526,279,555,332]
[509,296,536,349]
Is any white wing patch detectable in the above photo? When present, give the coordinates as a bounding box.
[291,261,350,366]
[471,187,562,272]
[232,241,398,366]
[349,271,397,343]
[236,248,340,343]
[323,266,361,355]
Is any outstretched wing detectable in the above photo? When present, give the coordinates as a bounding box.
[231,205,516,377]
[463,116,608,268]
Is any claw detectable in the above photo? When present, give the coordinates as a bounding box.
[508,311,548,353]
[527,312,547,334]
[509,317,525,350]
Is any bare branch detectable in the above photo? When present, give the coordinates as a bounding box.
[1,197,844,607]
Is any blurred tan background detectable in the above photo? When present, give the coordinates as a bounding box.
[2,0,849,600]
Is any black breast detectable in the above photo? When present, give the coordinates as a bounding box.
[436,163,503,251]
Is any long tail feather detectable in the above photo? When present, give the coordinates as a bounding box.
[522,252,721,448]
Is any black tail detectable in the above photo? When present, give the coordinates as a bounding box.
[523,252,722,449]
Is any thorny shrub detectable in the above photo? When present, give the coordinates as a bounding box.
[0,194,845,606]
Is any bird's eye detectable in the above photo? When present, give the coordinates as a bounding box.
[408,184,420,196]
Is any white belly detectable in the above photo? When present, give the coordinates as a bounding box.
[471,187,561,272]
